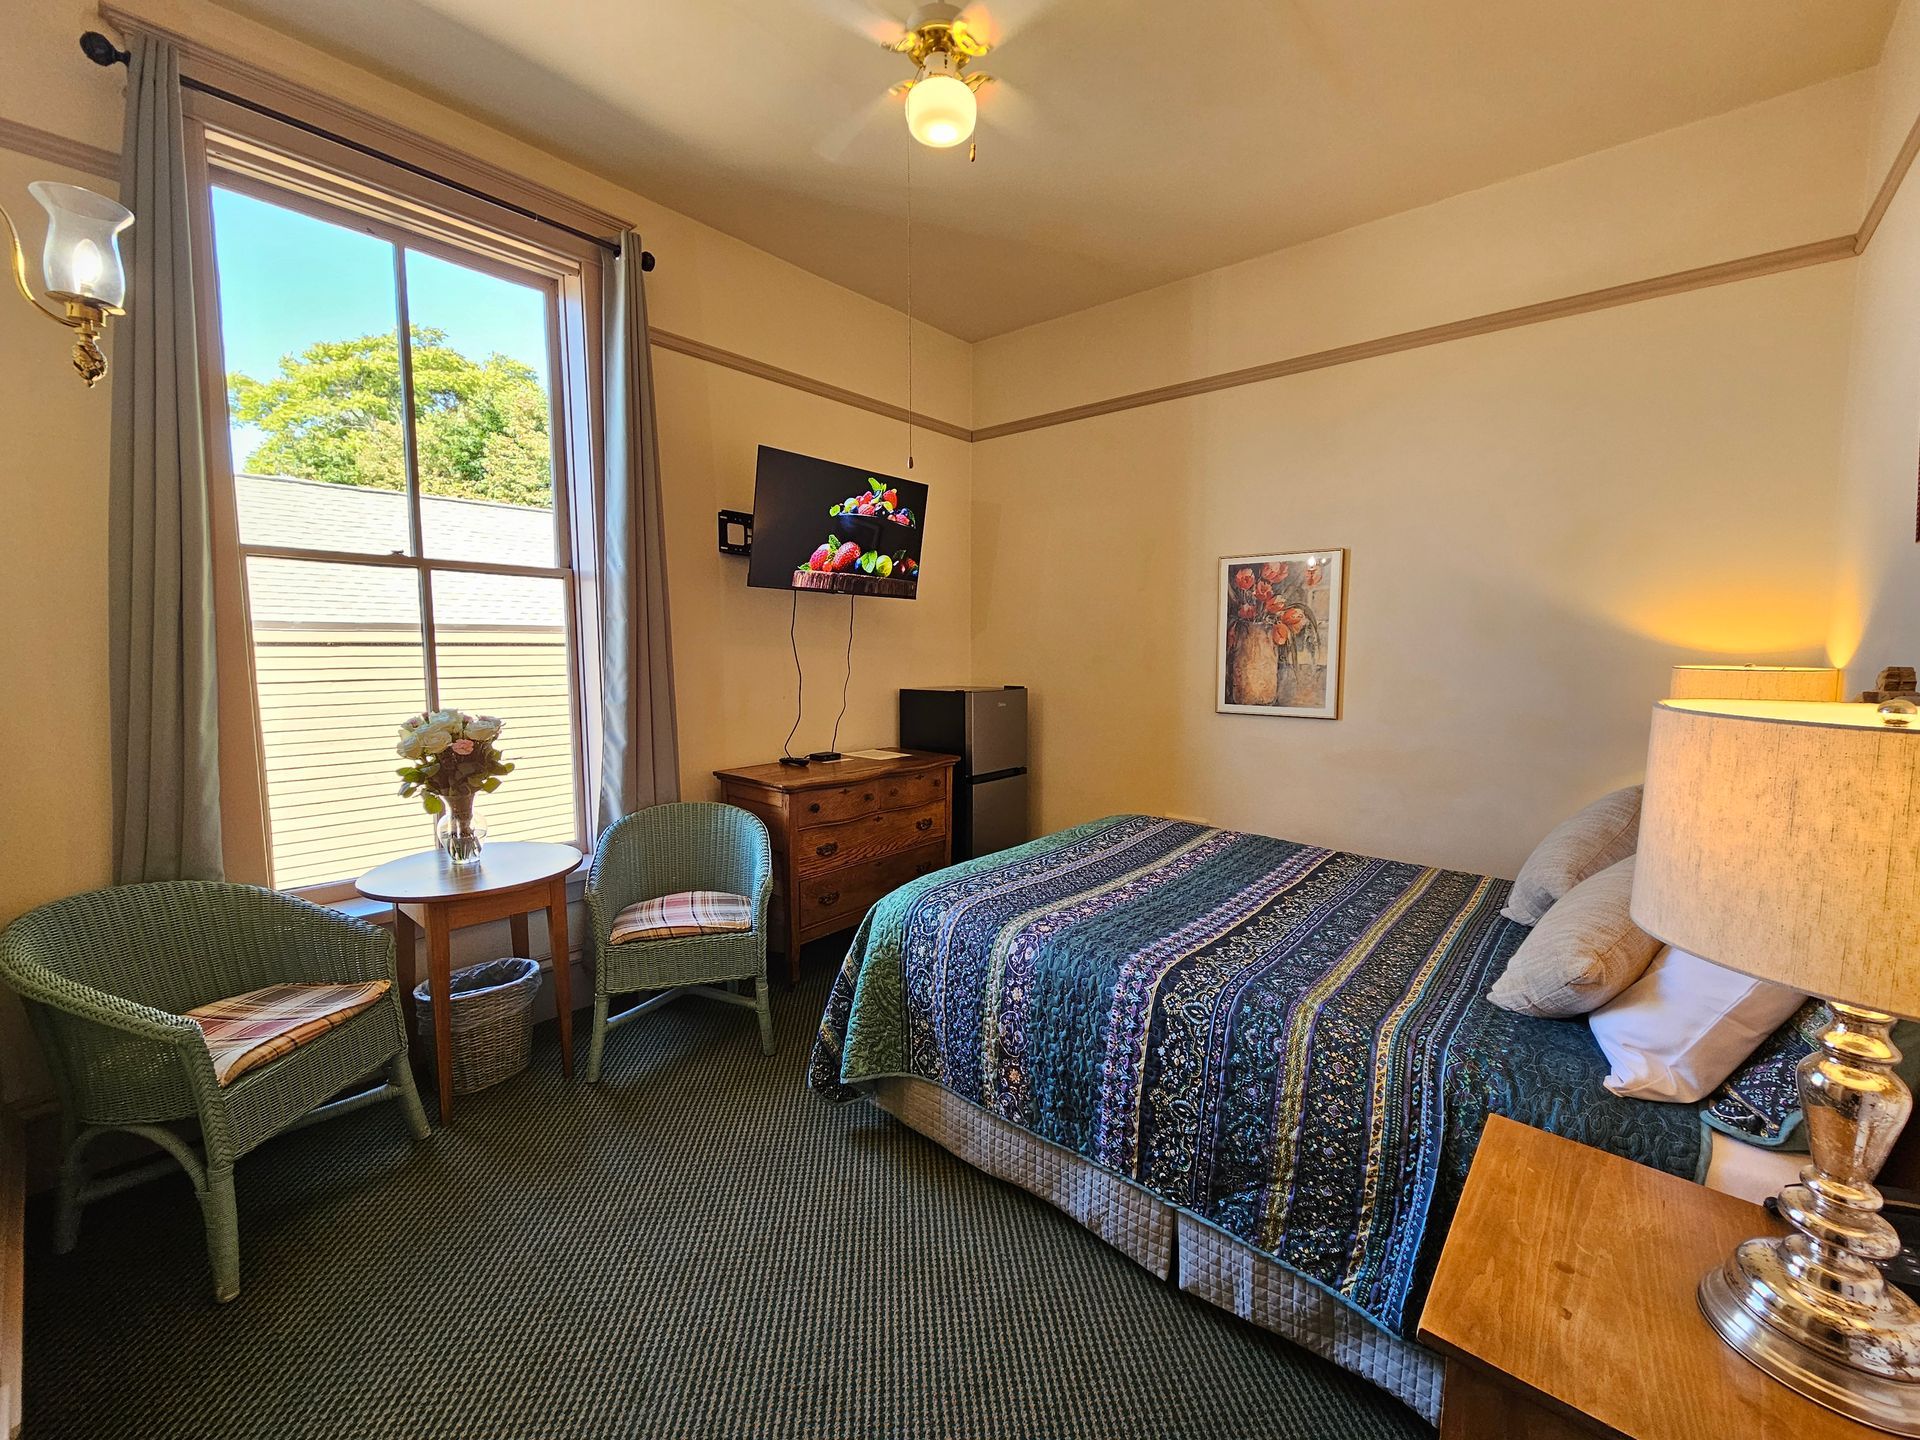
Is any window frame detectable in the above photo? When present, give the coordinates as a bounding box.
[183,98,607,901]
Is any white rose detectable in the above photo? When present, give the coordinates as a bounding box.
[413,721,459,755]
[464,715,503,743]
[395,733,426,760]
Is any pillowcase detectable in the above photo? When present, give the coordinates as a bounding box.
[1488,856,1658,1018]
[1587,947,1804,1102]
[1501,784,1642,926]
[1703,1003,1920,1149]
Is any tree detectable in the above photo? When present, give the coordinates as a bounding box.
[228,326,552,505]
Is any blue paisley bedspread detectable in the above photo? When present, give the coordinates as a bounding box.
[809,815,1704,1338]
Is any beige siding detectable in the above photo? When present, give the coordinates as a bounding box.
[253,624,578,889]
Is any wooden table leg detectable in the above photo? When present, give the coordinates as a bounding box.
[547,878,574,1077]
[509,912,531,958]
[426,907,455,1123]
[393,906,419,1042]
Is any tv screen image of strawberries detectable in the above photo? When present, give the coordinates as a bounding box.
[746,445,929,600]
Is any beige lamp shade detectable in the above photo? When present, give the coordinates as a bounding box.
[1668,665,1844,702]
[1632,700,1920,1017]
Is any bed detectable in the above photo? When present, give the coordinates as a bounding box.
[808,814,1794,1421]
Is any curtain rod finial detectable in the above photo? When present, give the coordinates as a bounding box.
[641,250,656,272]
[80,31,130,67]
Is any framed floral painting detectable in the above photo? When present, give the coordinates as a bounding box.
[1217,549,1347,719]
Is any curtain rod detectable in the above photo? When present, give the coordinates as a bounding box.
[79,30,654,271]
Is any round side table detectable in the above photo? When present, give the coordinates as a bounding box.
[356,841,581,1121]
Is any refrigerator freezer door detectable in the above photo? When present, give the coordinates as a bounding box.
[968,772,1029,859]
[965,688,1028,778]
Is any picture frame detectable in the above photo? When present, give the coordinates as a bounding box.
[1217,548,1347,719]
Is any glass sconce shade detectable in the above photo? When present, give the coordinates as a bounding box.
[29,181,133,310]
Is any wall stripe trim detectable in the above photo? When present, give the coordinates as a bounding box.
[1858,107,1920,255]
[969,235,1860,442]
[648,330,972,443]
[0,118,117,181]
[5,73,1919,447]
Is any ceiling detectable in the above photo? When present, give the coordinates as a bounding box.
[212,0,1898,341]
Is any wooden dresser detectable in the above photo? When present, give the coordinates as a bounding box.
[714,751,958,984]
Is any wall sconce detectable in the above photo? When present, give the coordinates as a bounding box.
[2,181,134,387]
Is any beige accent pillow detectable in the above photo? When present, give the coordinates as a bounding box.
[1501,784,1642,926]
[1488,856,1659,1018]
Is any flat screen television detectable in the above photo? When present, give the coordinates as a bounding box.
[746,446,928,600]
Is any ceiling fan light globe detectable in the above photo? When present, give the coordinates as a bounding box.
[906,72,976,148]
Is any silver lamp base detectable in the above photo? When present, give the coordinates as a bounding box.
[1699,1004,1920,1434]
[1701,1241,1920,1433]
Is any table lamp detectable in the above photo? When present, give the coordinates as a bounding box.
[1633,696,1920,1432]
[1669,665,1845,702]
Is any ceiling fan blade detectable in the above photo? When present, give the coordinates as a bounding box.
[954,0,1054,49]
[814,89,904,163]
[807,0,911,47]
[975,76,1039,142]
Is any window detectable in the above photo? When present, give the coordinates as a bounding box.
[203,176,592,892]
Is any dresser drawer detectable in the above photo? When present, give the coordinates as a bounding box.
[795,841,948,933]
[792,765,949,827]
[795,800,947,875]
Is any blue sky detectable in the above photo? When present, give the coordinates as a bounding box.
[209,186,550,468]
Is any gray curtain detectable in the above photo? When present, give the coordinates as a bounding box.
[109,34,223,883]
[596,231,680,832]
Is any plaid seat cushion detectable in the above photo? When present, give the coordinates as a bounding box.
[610,890,753,944]
[187,981,390,1086]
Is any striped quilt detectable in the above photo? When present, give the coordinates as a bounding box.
[810,815,1702,1337]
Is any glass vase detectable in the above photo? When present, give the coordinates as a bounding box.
[436,792,486,867]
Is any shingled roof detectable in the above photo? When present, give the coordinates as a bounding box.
[236,473,566,628]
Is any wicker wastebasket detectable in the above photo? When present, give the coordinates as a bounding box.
[413,956,542,1095]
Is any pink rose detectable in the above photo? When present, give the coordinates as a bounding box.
[450,738,475,755]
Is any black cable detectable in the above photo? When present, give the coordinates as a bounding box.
[782,589,804,760]
[829,595,856,754]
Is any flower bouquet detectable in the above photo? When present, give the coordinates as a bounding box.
[1223,560,1326,707]
[395,709,513,865]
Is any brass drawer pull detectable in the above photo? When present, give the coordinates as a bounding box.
[916,818,934,833]
[817,890,839,907]
[808,801,821,814]
[816,841,839,858]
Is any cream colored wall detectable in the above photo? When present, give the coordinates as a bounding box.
[1833,0,1920,688]
[0,147,115,1108]
[970,81,1869,878]
[0,0,972,1109]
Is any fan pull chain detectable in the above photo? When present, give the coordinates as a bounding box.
[905,129,916,471]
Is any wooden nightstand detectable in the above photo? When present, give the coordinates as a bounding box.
[1418,1114,1882,1440]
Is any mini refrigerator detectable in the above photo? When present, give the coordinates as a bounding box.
[899,686,1028,860]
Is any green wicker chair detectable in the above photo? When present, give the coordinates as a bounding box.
[584,802,774,1081]
[0,882,430,1302]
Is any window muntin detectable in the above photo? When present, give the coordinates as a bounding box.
[208,180,585,891]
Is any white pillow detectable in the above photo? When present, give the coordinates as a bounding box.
[1587,946,1805,1102]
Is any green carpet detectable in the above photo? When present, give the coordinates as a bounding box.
[24,949,1432,1439]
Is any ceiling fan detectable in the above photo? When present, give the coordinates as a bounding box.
[885,2,994,149]
[814,0,1038,159]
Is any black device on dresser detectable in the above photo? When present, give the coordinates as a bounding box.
[898,687,1029,861]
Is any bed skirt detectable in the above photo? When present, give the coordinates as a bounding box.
[865,1076,1445,1425]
